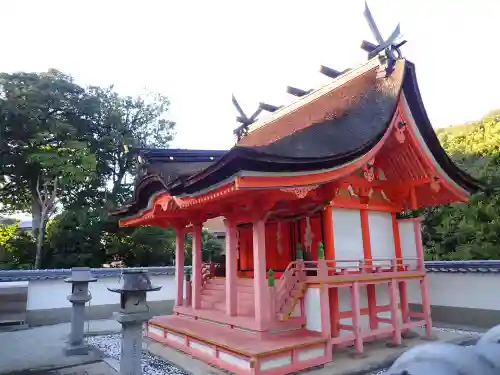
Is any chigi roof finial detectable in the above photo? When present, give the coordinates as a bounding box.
[232,94,262,141]
[360,1,406,69]
[232,95,282,141]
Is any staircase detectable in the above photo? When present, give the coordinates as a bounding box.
[200,278,255,317]
[274,261,307,321]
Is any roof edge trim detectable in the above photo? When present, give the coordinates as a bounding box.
[400,93,470,199]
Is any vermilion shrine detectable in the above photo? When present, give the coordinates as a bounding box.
[111,5,482,375]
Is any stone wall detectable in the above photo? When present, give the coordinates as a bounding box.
[1,261,499,327]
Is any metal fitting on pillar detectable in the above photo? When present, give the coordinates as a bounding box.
[108,270,161,375]
[64,267,97,355]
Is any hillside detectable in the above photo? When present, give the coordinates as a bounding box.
[422,110,500,260]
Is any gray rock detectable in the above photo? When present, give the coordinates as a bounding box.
[386,342,497,375]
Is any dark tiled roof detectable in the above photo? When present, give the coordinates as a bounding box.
[236,66,399,157]
[1,262,499,282]
[425,261,500,273]
[110,149,227,217]
[137,149,227,184]
[0,266,178,282]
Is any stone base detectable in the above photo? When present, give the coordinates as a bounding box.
[385,342,407,349]
[64,343,93,356]
[401,330,420,339]
[349,352,369,359]
[421,334,439,341]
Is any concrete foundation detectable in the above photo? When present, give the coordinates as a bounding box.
[410,303,500,329]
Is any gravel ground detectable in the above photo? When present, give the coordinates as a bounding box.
[87,334,188,375]
[88,327,482,375]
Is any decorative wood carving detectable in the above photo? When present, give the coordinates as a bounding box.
[430,176,441,192]
[304,216,315,253]
[347,185,360,198]
[280,185,318,199]
[363,158,376,182]
[394,120,407,143]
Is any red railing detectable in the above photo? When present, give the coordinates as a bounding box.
[300,257,422,277]
[271,257,422,320]
[201,261,221,285]
[273,260,306,319]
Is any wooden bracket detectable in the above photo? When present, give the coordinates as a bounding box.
[363,158,376,182]
[394,120,407,143]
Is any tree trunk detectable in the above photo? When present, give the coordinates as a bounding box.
[34,210,47,269]
[31,190,42,234]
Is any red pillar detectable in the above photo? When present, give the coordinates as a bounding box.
[389,280,402,345]
[192,223,203,310]
[252,219,268,330]
[351,281,364,354]
[174,227,185,307]
[414,218,425,271]
[329,288,339,338]
[399,280,410,326]
[391,213,403,269]
[360,210,377,331]
[224,217,237,316]
[420,276,433,339]
[322,205,335,262]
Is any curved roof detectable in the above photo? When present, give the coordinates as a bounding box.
[169,59,405,195]
[402,62,484,193]
[110,58,484,219]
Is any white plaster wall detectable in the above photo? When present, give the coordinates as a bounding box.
[332,208,363,269]
[407,273,500,311]
[398,220,418,269]
[26,274,177,310]
[338,286,370,335]
[368,212,395,266]
[304,288,322,332]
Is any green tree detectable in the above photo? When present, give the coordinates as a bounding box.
[0,70,97,268]
[419,110,500,260]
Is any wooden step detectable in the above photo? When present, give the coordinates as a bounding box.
[201,294,223,304]
[212,302,255,317]
[208,277,254,286]
[202,287,254,297]
[203,284,254,295]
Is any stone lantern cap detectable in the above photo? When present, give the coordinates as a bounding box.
[64,267,97,283]
[108,269,161,293]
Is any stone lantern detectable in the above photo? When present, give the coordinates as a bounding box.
[64,267,97,355]
[108,270,161,375]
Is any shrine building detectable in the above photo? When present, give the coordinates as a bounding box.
[110,5,483,375]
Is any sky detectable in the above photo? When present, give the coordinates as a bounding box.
[1,0,499,152]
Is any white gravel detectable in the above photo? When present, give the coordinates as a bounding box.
[88,334,188,375]
[88,327,482,375]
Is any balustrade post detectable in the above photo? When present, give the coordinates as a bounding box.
[268,269,276,324]
[359,260,365,273]
[224,217,237,316]
[252,219,268,329]
[174,227,185,307]
[185,269,192,307]
[317,242,328,279]
[209,261,215,277]
[192,223,203,310]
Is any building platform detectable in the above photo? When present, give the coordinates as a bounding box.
[146,315,331,375]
